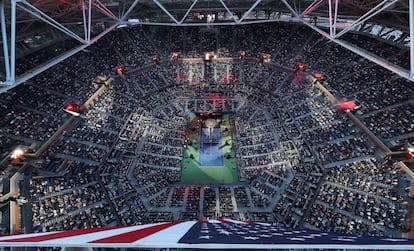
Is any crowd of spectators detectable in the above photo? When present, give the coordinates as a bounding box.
[30,162,117,232]
[0,23,411,240]
[307,158,409,235]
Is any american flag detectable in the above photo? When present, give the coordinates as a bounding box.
[0,220,413,249]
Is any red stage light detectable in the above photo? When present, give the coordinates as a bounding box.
[408,151,414,159]
[152,55,160,63]
[260,53,270,63]
[296,63,306,72]
[67,104,74,111]
[313,73,326,81]
[64,103,82,116]
[337,101,359,111]
[239,51,247,59]
[172,53,180,60]
[205,52,213,61]
[115,66,125,74]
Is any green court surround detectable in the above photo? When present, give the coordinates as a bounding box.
[176,114,248,185]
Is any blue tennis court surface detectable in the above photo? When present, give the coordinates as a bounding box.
[199,128,224,166]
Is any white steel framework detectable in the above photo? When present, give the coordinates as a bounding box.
[281,0,413,82]
[0,0,413,93]
[410,0,414,79]
[0,0,119,93]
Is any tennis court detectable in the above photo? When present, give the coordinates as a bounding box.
[199,128,224,166]
[177,114,247,185]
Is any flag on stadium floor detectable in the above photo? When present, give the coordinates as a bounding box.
[0,220,413,249]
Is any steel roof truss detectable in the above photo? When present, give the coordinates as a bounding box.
[88,0,92,41]
[1,0,11,83]
[134,19,282,27]
[0,0,17,85]
[332,0,339,36]
[237,0,263,24]
[281,0,414,82]
[327,0,333,36]
[121,0,141,21]
[92,0,120,22]
[82,0,88,41]
[334,0,399,39]
[219,0,239,23]
[17,1,87,44]
[410,0,414,79]
[0,0,15,88]
[10,0,15,83]
[300,0,324,17]
[152,0,179,24]
[0,23,117,93]
[179,0,198,24]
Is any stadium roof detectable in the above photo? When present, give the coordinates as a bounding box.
[0,0,413,92]
[2,0,411,31]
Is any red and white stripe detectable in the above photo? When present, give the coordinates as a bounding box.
[0,221,196,247]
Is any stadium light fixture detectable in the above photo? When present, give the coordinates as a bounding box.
[10,148,24,161]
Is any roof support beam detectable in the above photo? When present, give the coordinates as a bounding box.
[17,1,87,44]
[82,0,88,41]
[152,0,179,24]
[10,0,15,82]
[410,0,414,79]
[92,0,120,22]
[334,0,399,39]
[219,0,239,23]
[80,0,94,42]
[332,0,339,36]
[281,0,414,82]
[0,0,18,85]
[237,0,262,23]
[0,23,117,93]
[179,0,198,24]
[1,0,11,82]
[300,0,324,17]
[121,0,141,21]
[88,0,92,41]
[0,44,85,90]
[133,19,288,27]
[328,0,334,37]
